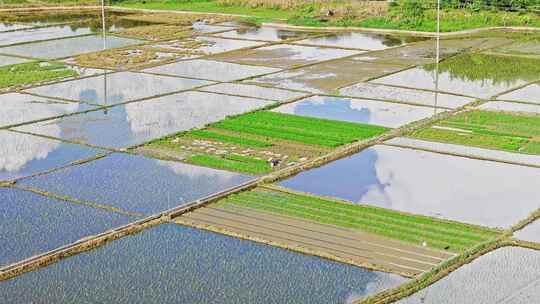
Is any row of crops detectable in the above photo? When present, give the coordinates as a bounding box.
[148,111,389,174]
[216,187,502,252]
[412,110,540,154]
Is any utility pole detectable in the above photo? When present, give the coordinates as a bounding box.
[101,0,108,111]
[434,0,440,113]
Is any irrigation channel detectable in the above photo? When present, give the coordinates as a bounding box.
[1,6,540,304]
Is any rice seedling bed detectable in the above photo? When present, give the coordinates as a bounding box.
[0,61,78,89]
[411,110,540,155]
[215,187,501,253]
[144,111,388,174]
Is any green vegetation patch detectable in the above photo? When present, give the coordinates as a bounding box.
[116,0,540,32]
[210,111,389,148]
[216,187,501,252]
[422,53,540,85]
[142,111,388,174]
[189,130,273,148]
[188,154,271,174]
[0,61,78,89]
[412,110,540,155]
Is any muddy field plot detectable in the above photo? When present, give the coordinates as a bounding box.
[117,12,234,26]
[73,47,188,70]
[410,110,540,156]
[179,186,501,276]
[142,111,389,175]
[210,44,360,69]
[245,58,404,93]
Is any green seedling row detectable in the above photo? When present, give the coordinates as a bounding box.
[413,110,540,155]
[222,196,475,252]
[219,189,500,252]
[187,154,271,175]
[231,193,486,246]
[188,130,273,148]
[246,191,495,242]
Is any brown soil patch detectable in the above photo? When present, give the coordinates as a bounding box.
[178,205,454,277]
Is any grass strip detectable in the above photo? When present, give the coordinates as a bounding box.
[0,61,77,89]
[189,129,273,148]
[187,154,270,175]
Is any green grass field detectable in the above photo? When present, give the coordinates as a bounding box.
[116,0,540,32]
[412,110,540,155]
[0,62,78,89]
[216,187,501,252]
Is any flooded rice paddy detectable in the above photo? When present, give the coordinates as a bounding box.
[18,153,252,215]
[399,247,540,303]
[26,72,210,105]
[272,96,441,128]
[0,130,105,181]
[1,35,143,60]
[279,145,540,228]
[1,224,406,303]
[15,91,273,148]
[1,8,540,304]
[515,220,540,243]
[0,187,131,266]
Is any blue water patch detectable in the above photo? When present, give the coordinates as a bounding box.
[0,187,132,266]
[18,153,253,215]
[1,224,406,303]
[0,130,105,182]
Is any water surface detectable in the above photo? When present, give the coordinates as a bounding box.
[399,247,540,304]
[296,32,425,50]
[0,35,143,59]
[19,153,252,214]
[216,44,360,68]
[0,23,32,32]
[280,145,540,228]
[0,25,91,46]
[151,36,264,55]
[0,187,131,266]
[200,83,307,102]
[0,54,29,67]
[248,59,400,93]
[144,59,279,82]
[515,220,540,243]
[497,83,540,104]
[216,27,312,41]
[372,53,540,98]
[272,96,439,128]
[339,82,474,109]
[16,91,272,148]
[0,93,94,128]
[479,101,540,114]
[1,224,406,303]
[0,130,104,181]
[387,137,540,167]
[27,72,210,105]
